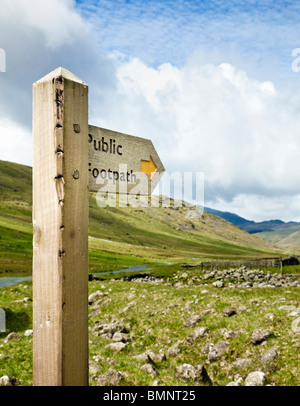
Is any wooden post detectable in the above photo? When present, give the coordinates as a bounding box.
[32,68,89,386]
[280,259,283,276]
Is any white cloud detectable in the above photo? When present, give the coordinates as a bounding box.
[0,0,299,222]
[206,194,300,223]
[91,55,300,221]
[0,0,89,48]
[0,118,32,166]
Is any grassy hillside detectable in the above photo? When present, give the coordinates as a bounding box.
[252,225,300,253]
[1,272,300,386]
[0,160,283,276]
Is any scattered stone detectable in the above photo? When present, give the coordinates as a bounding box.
[192,327,209,340]
[226,381,239,386]
[128,275,163,284]
[245,371,267,386]
[223,307,236,317]
[264,313,275,322]
[97,369,123,386]
[112,332,130,343]
[292,317,300,333]
[278,305,297,312]
[0,375,19,386]
[251,329,272,345]
[167,342,181,357]
[249,298,259,305]
[3,332,21,343]
[237,305,250,313]
[200,267,299,288]
[13,297,32,304]
[133,349,166,364]
[234,374,244,385]
[141,364,158,377]
[184,314,202,327]
[133,353,153,363]
[88,290,106,304]
[212,281,224,288]
[176,364,212,385]
[203,308,215,316]
[288,308,300,317]
[202,343,214,354]
[24,329,33,337]
[146,350,166,362]
[232,358,253,370]
[89,361,102,375]
[179,272,189,279]
[223,330,241,339]
[93,321,128,339]
[208,341,230,362]
[261,347,278,364]
[105,342,128,351]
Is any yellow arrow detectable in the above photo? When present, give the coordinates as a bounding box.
[141,156,157,180]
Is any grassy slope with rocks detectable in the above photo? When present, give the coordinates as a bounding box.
[0,160,284,277]
[1,160,299,387]
[0,267,299,386]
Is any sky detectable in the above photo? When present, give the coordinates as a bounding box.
[0,0,300,222]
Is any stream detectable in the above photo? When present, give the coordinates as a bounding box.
[0,265,149,289]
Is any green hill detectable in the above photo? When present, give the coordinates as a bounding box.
[252,226,300,253]
[0,160,283,276]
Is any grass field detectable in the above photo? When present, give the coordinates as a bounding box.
[0,160,299,387]
[0,267,299,386]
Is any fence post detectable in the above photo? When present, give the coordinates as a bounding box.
[32,68,89,386]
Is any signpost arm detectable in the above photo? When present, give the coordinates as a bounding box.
[33,68,89,386]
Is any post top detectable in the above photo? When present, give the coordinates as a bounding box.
[34,67,87,86]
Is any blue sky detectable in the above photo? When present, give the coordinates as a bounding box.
[75,0,300,88]
[1,0,300,221]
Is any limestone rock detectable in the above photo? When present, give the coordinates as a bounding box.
[192,327,209,340]
[245,371,267,386]
[208,341,230,362]
[0,375,19,386]
[146,349,166,362]
[141,364,158,377]
[105,342,128,351]
[212,281,224,288]
[261,347,278,364]
[167,342,181,357]
[251,329,271,345]
[223,307,236,317]
[88,290,106,304]
[232,358,253,370]
[97,369,123,386]
[184,314,202,327]
[176,364,212,385]
[3,332,21,343]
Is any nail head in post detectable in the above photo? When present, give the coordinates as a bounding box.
[73,169,80,180]
[73,124,81,133]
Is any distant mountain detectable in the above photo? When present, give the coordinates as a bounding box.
[204,207,255,228]
[205,207,300,252]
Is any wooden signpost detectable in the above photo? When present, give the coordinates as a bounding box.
[32,67,164,386]
[88,125,164,195]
